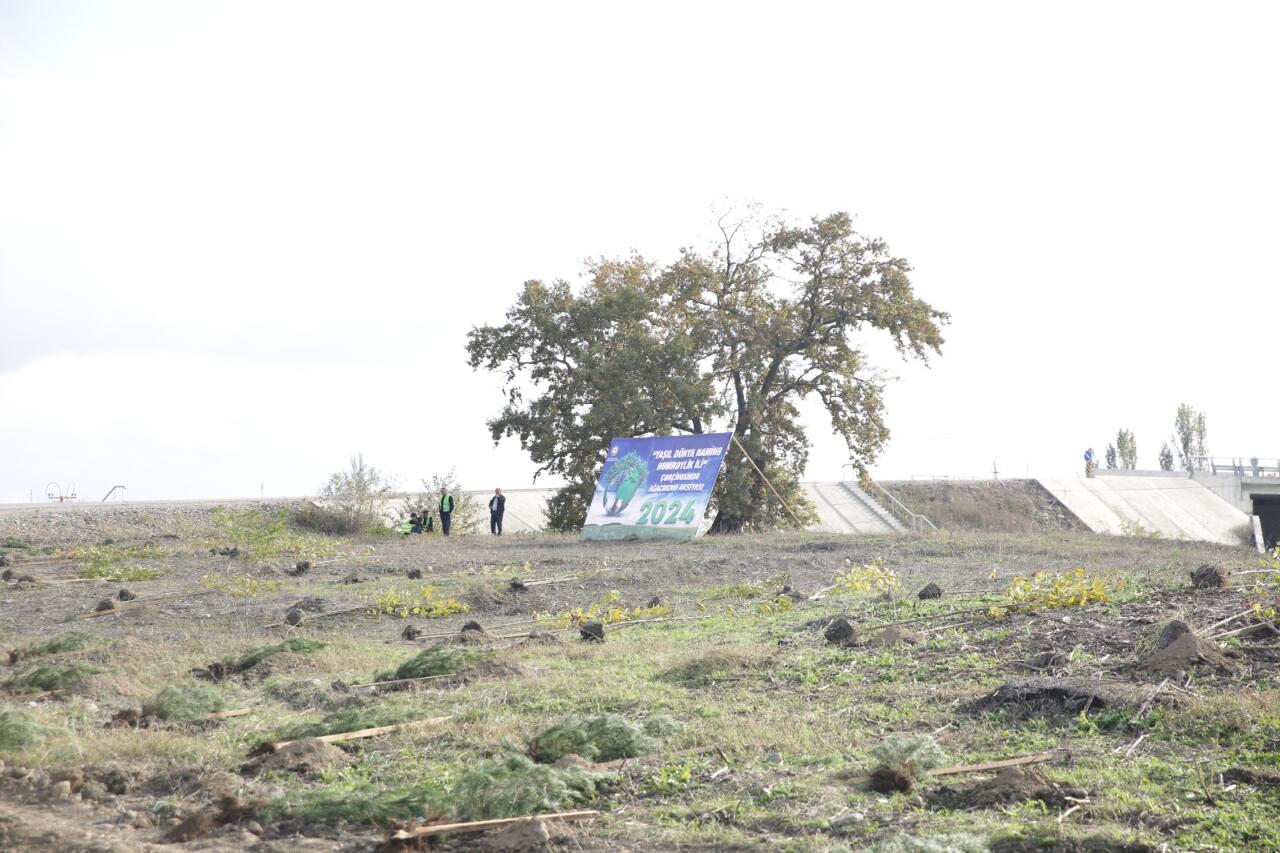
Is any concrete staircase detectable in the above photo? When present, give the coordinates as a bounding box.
[801,481,905,534]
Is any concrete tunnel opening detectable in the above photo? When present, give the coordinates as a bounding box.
[1253,495,1280,550]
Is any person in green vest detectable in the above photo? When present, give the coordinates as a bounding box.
[439,488,455,536]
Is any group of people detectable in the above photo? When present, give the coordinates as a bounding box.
[400,487,507,537]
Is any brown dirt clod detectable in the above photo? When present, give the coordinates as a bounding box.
[117,588,136,601]
[868,765,915,794]
[401,625,421,640]
[1138,619,1236,677]
[485,817,551,852]
[1190,563,1231,589]
[579,621,605,642]
[918,582,943,600]
[407,568,422,579]
[242,737,350,777]
[284,608,305,627]
[970,677,1149,719]
[341,573,366,584]
[95,598,116,612]
[823,617,858,646]
[933,766,1088,809]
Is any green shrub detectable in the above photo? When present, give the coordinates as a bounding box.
[450,752,598,820]
[228,638,326,673]
[274,705,419,741]
[0,708,40,749]
[142,681,227,720]
[3,663,103,694]
[528,713,675,763]
[377,645,491,682]
[14,632,94,659]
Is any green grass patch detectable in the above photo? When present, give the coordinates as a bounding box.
[528,712,677,763]
[0,708,40,749]
[3,663,103,694]
[142,681,227,720]
[450,751,600,819]
[228,638,326,673]
[274,705,423,741]
[11,632,94,660]
[377,645,492,682]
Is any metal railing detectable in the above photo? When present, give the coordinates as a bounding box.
[867,480,938,533]
[1193,456,1280,478]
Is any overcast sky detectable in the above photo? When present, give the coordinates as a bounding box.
[2,1,1277,504]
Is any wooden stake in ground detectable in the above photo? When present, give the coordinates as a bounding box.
[389,810,599,841]
[74,589,217,619]
[839,748,1068,785]
[264,714,451,753]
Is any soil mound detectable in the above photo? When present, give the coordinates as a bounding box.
[1190,564,1231,589]
[824,617,858,646]
[969,677,1149,719]
[931,766,1088,809]
[918,582,943,599]
[242,737,350,777]
[1021,651,1069,673]
[865,626,920,647]
[294,597,330,612]
[1136,619,1235,677]
[520,630,564,647]
[579,621,605,642]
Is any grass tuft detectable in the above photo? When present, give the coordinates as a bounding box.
[3,663,103,694]
[228,638,326,673]
[377,645,492,682]
[528,713,676,764]
[450,751,599,819]
[867,833,988,853]
[0,708,40,749]
[274,705,420,741]
[11,632,94,661]
[142,681,227,720]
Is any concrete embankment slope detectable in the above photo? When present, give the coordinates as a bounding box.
[1035,475,1249,546]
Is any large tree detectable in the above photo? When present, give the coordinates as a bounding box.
[467,210,947,532]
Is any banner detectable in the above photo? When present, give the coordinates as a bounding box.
[581,432,733,540]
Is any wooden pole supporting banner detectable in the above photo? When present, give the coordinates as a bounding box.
[730,434,804,527]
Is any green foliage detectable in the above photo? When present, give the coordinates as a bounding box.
[643,758,698,795]
[1173,403,1209,472]
[210,507,338,560]
[832,560,900,595]
[1105,443,1118,470]
[272,782,441,825]
[316,453,396,534]
[543,589,672,629]
[15,632,93,659]
[450,751,599,820]
[869,733,947,782]
[466,209,947,533]
[1004,567,1127,610]
[1159,441,1175,471]
[67,543,170,581]
[275,705,422,741]
[228,638,326,673]
[0,708,40,749]
[378,645,492,682]
[142,681,227,720]
[528,712,675,763]
[1116,428,1138,470]
[369,586,470,619]
[202,572,282,598]
[3,663,103,694]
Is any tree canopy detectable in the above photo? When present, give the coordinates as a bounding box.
[467,210,948,532]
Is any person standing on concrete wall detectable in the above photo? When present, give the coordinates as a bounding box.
[489,488,505,535]
[439,488,455,536]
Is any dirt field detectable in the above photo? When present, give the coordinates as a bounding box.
[1,507,1278,851]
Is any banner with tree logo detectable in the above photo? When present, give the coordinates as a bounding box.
[582,432,733,540]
